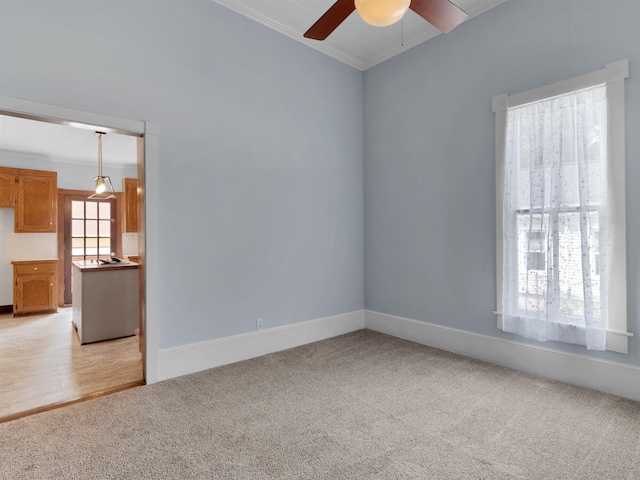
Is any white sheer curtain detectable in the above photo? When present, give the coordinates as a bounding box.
[502,85,608,350]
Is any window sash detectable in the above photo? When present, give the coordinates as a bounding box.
[510,209,604,324]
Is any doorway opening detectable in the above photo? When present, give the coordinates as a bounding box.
[0,100,157,422]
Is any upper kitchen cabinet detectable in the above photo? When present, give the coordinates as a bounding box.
[122,177,138,233]
[0,168,17,207]
[0,166,57,232]
[14,168,57,233]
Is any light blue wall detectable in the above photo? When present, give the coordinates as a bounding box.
[364,0,640,365]
[0,0,364,348]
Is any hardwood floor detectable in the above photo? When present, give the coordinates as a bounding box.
[0,307,143,420]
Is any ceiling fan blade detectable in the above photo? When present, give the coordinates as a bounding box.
[303,0,356,41]
[410,0,468,34]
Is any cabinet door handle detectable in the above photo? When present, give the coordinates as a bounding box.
[34,267,38,271]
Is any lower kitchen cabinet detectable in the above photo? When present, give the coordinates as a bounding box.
[12,260,58,315]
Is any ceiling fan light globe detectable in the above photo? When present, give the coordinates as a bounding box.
[355,0,411,27]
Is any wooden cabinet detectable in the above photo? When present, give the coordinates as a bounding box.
[0,167,57,232]
[0,170,17,207]
[16,169,57,233]
[13,260,58,315]
[122,177,138,233]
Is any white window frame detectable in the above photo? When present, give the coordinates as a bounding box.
[493,59,632,353]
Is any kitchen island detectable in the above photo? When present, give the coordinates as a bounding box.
[72,260,139,344]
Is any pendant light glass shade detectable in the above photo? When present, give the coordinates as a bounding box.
[355,0,411,27]
[95,177,107,194]
[89,132,116,199]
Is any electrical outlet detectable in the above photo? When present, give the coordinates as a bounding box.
[256,318,263,331]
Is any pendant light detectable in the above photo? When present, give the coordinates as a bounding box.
[355,0,411,27]
[89,131,116,199]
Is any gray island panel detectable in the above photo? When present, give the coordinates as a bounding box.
[72,261,139,344]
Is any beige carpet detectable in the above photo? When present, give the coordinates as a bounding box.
[1,330,639,479]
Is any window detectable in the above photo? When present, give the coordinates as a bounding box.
[71,199,115,261]
[493,60,630,353]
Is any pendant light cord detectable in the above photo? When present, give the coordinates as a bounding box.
[96,132,104,177]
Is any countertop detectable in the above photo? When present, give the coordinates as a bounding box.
[72,260,139,272]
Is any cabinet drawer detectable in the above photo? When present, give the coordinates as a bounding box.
[15,263,57,276]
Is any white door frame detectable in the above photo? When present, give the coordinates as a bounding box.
[0,95,160,383]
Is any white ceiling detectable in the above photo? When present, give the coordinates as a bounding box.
[212,0,508,70]
[0,114,138,168]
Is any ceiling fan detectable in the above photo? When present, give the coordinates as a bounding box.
[304,0,468,41]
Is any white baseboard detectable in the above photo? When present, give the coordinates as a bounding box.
[157,310,365,381]
[365,310,640,402]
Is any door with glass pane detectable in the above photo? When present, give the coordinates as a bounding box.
[63,195,117,305]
